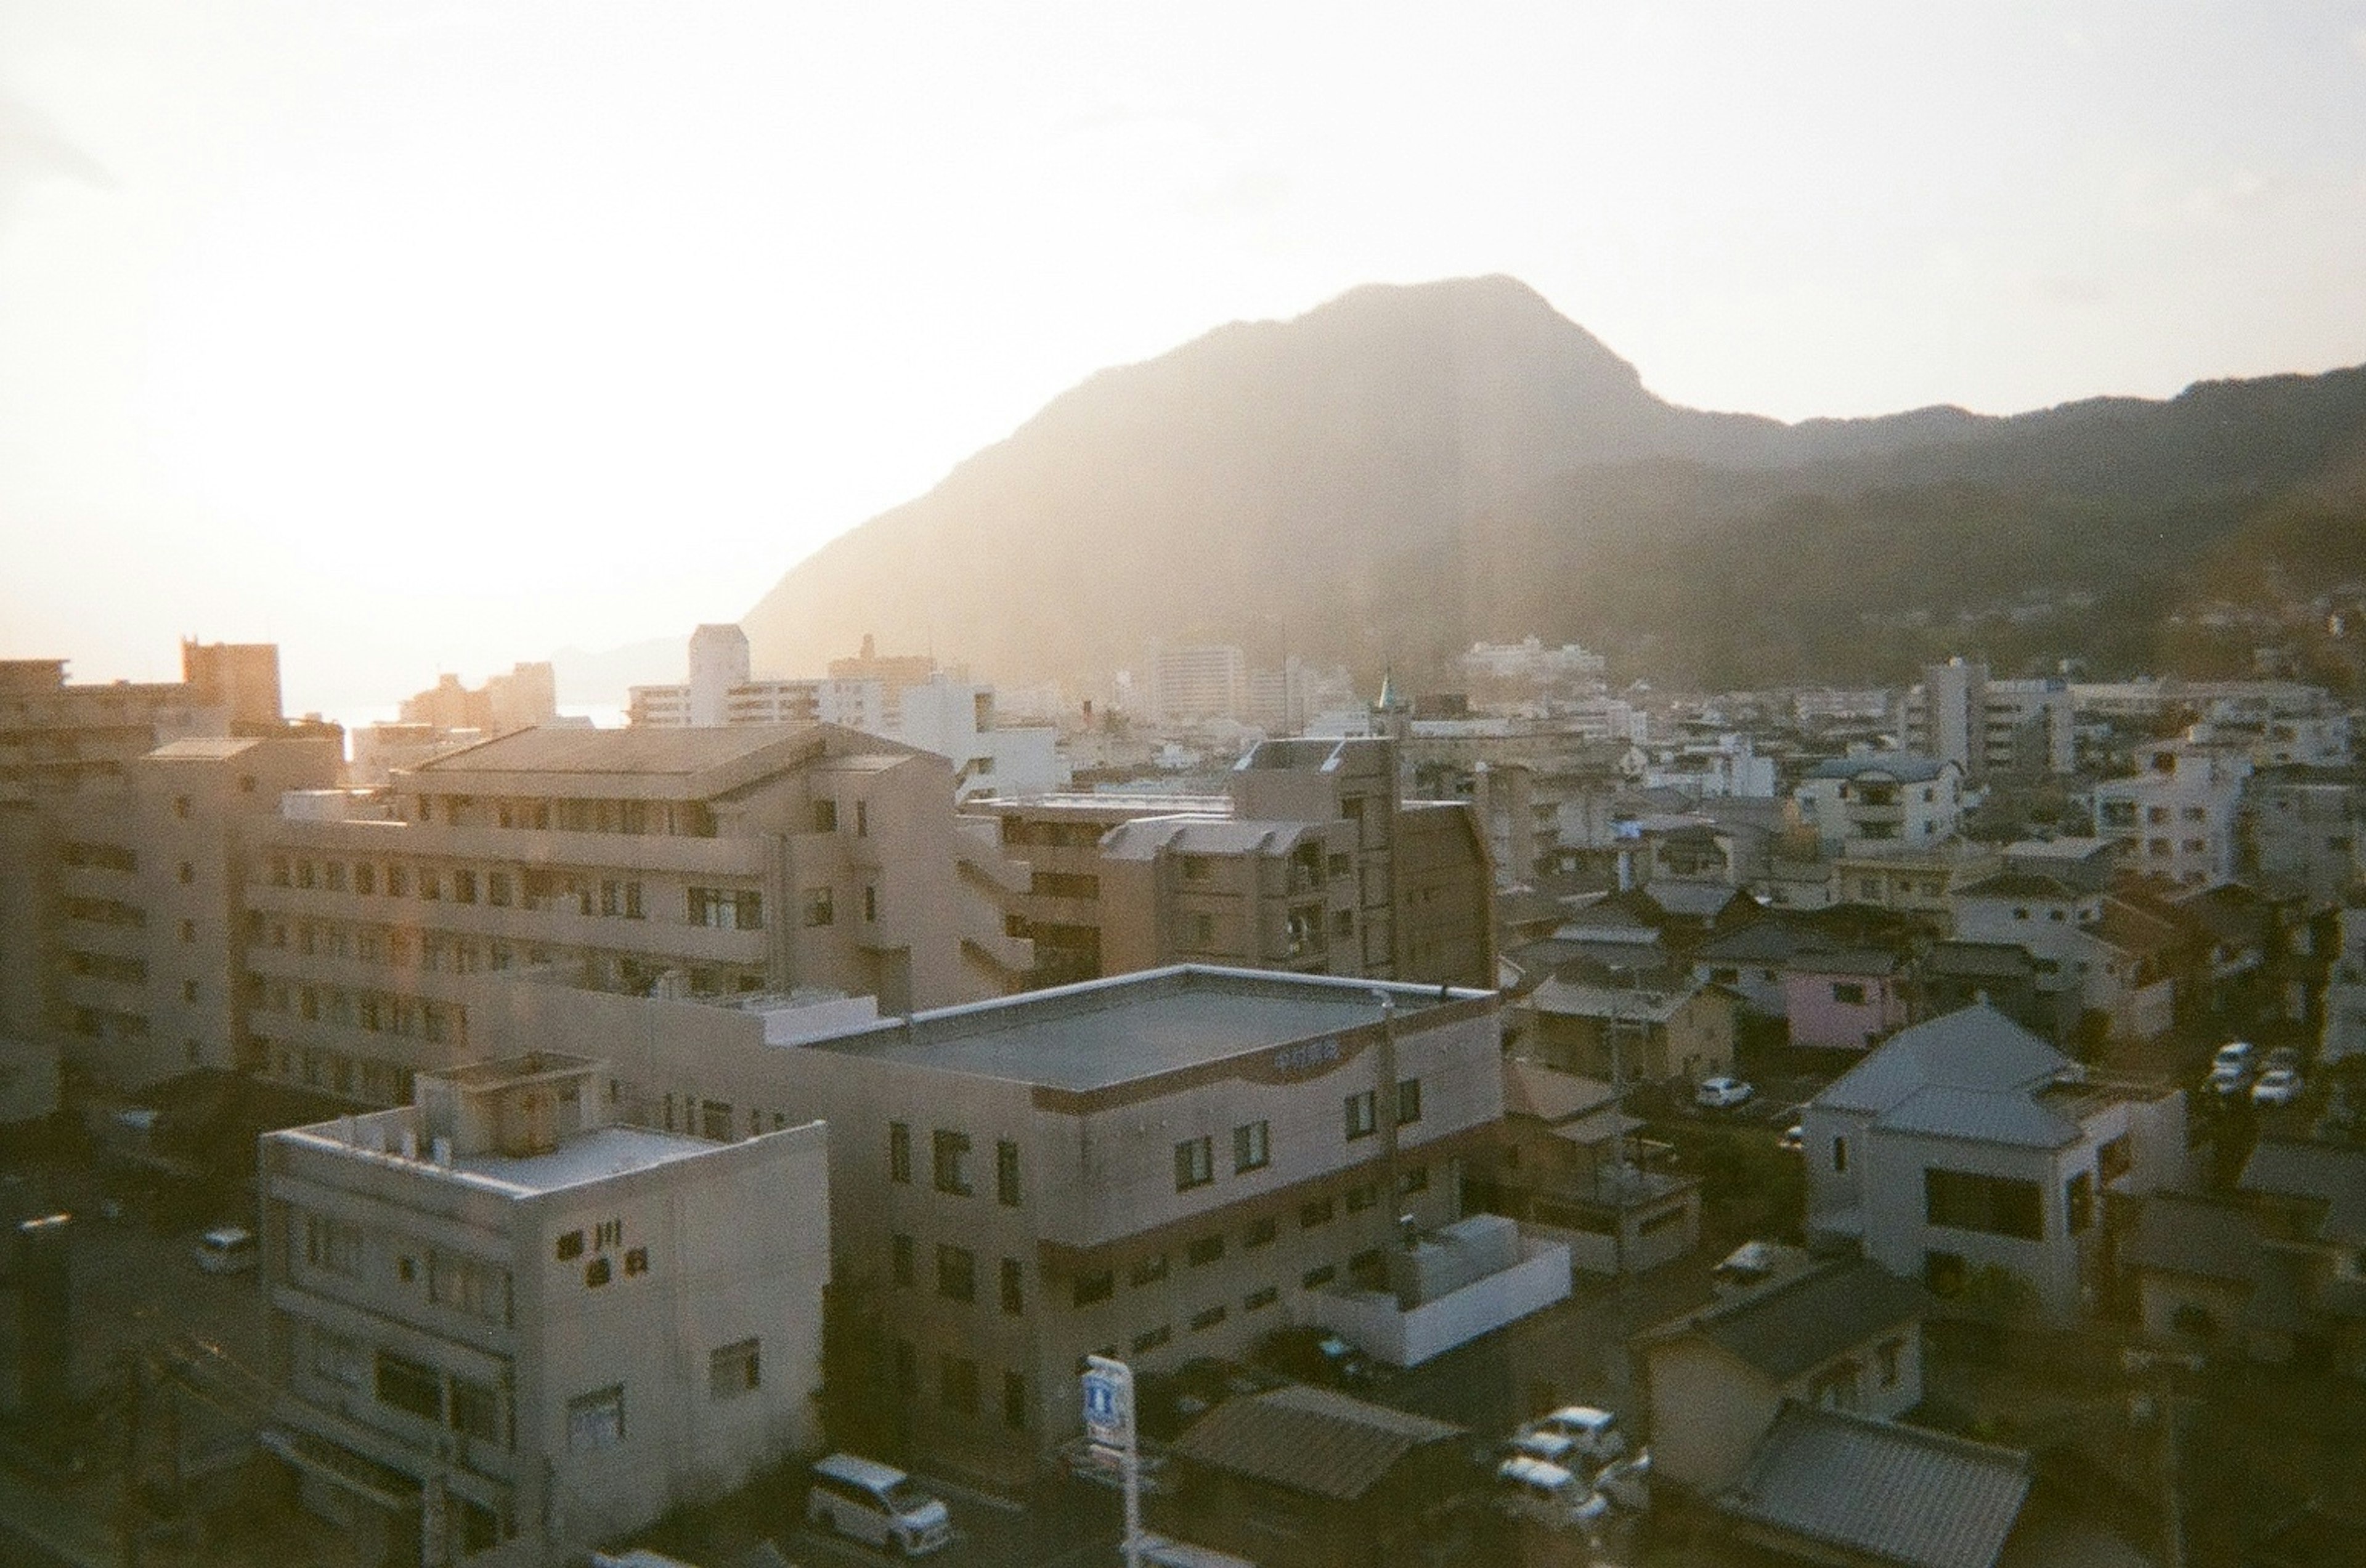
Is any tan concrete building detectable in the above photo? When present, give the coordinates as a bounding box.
[769,967,1502,1481]
[970,736,1493,993]
[258,1051,827,1566]
[243,725,1030,1108]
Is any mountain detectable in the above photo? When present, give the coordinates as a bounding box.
[742,276,2366,694]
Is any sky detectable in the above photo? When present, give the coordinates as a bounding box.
[3,1,2365,720]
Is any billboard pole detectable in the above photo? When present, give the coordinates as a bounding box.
[1083,1354,1142,1568]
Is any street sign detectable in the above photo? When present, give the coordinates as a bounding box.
[1083,1358,1131,1445]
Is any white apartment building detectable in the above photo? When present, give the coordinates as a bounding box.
[2092,737,2253,887]
[1901,659,2074,779]
[1792,756,1963,855]
[258,1052,829,1566]
[1149,644,1249,726]
[1802,1005,2187,1322]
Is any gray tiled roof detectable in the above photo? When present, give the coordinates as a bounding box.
[1873,1085,2081,1149]
[1720,1403,2032,1568]
[1816,1004,2068,1116]
[1655,1258,1927,1383]
[1168,1383,1463,1501]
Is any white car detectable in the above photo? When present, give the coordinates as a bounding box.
[1776,1124,1805,1153]
[1519,1405,1628,1464]
[806,1453,952,1557]
[2251,1067,2303,1107]
[1495,1454,1610,1531]
[2205,1062,2251,1096]
[1695,1076,1755,1110]
[2213,1041,2254,1075]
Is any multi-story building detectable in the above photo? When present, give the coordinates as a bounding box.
[765,965,1503,1480]
[1148,644,1248,726]
[0,643,341,1093]
[1802,1003,2187,1322]
[1900,659,2073,781]
[1792,755,1962,855]
[2092,736,2252,888]
[970,737,1492,993]
[258,1051,828,1566]
[2239,768,2365,909]
[243,724,1030,1107]
[398,664,558,735]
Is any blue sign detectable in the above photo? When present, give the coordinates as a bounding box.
[1084,1374,1120,1426]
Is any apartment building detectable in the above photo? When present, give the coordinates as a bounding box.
[243,725,1028,1108]
[258,1052,827,1566]
[1901,659,2073,780]
[768,967,1502,1481]
[970,736,1492,993]
[1792,755,1962,855]
[2240,769,2365,908]
[1148,644,1248,726]
[1802,1003,2187,1322]
[398,665,558,735]
[2092,736,2252,888]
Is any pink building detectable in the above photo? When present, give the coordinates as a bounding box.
[1782,949,1910,1051]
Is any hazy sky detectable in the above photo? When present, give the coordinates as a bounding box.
[4,2,2364,718]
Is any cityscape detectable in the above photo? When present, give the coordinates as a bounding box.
[4,7,2365,1568]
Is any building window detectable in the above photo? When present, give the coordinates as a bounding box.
[1876,1338,1905,1389]
[1396,1078,1423,1126]
[709,1339,760,1400]
[1129,1253,1169,1287]
[937,1245,977,1303]
[933,1129,973,1195]
[813,798,838,832]
[1344,1090,1377,1140]
[2066,1169,2096,1234]
[585,1256,612,1287]
[556,1230,585,1262]
[892,1233,915,1288]
[996,1139,1022,1206]
[567,1386,625,1451]
[1003,1370,1027,1430]
[309,1328,364,1389]
[864,884,879,922]
[1000,1257,1024,1315]
[449,1378,504,1444]
[1399,1164,1429,1195]
[1346,1184,1377,1213]
[306,1216,364,1278]
[855,800,869,837]
[700,1101,734,1141]
[941,1357,980,1415]
[429,1251,511,1324]
[1302,1263,1337,1290]
[1300,1196,1335,1229]
[1244,1216,1277,1249]
[1832,981,1868,1005]
[889,1122,912,1184]
[1233,1120,1270,1173]
[375,1353,442,1421]
[452,869,477,904]
[1174,1136,1214,1192]
[1244,1286,1279,1312]
[1832,1138,1848,1174]
[1131,1325,1172,1355]
[485,871,508,906]
[802,887,834,927]
[1924,1168,2044,1241]
[1186,1233,1225,1267]
[1072,1270,1115,1307]
[1190,1304,1227,1332]
[624,1246,648,1276]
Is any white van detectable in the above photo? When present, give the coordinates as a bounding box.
[1518,1405,1627,1464]
[805,1453,951,1557]
[1495,1454,1609,1531]
[193,1225,257,1275]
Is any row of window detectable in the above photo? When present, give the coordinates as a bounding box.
[888,1124,1024,1203]
[265,856,764,931]
[251,978,460,1043]
[1068,1166,1430,1309]
[302,1213,516,1324]
[888,1343,1027,1430]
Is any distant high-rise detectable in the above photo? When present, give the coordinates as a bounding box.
[688,623,752,727]
[1148,643,1246,726]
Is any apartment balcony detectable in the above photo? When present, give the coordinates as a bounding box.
[56,863,137,903]
[962,929,1036,980]
[266,816,768,879]
[59,970,146,1012]
[954,821,1033,899]
[59,916,147,960]
[242,885,768,967]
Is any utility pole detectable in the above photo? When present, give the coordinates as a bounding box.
[1083,1356,1142,1568]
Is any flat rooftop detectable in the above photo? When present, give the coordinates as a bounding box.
[279,1116,733,1196]
[808,965,1486,1092]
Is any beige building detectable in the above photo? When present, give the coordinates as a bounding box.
[244,725,1029,1108]
[972,736,1494,993]
[258,1052,827,1566]
[1522,972,1736,1087]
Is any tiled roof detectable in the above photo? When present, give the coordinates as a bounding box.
[1817,1004,2068,1116]
[1956,871,2080,901]
[1720,1403,2032,1568]
[1654,1258,1927,1384]
[1873,1086,2081,1149]
[410,723,822,776]
[1168,1384,1463,1501]
[1530,975,1702,1025]
[1922,942,2037,980]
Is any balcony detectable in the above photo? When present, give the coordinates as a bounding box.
[1317,1215,1573,1368]
[266,816,768,879]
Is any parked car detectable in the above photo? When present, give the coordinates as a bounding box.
[1495,1454,1609,1532]
[192,1224,257,1275]
[1252,1326,1381,1390]
[2206,1061,2251,1096]
[806,1453,952,1557]
[2213,1041,2255,1074]
[1518,1405,1628,1464]
[2252,1067,2304,1107]
[1595,1448,1653,1513]
[1776,1124,1805,1153]
[2265,1046,2303,1074]
[1694,1076,1755,1110]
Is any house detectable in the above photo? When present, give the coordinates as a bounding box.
[1638,1256,1928,1495]
[256,1053,829,1566]
[1158,1384,1468,1568]
[1917,943,2051,1039]
[1524,967,1737,1087]
[1468,1058,1699,1276]
[1783,946,1911,1052]
[1794,755,1965,854]
[1716,1403,2039,1568]
[1801,1004,2188,1322]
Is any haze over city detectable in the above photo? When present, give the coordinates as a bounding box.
[4,2,2366,717]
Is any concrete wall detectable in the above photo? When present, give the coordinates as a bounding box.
[1320,1233,1571,1367]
